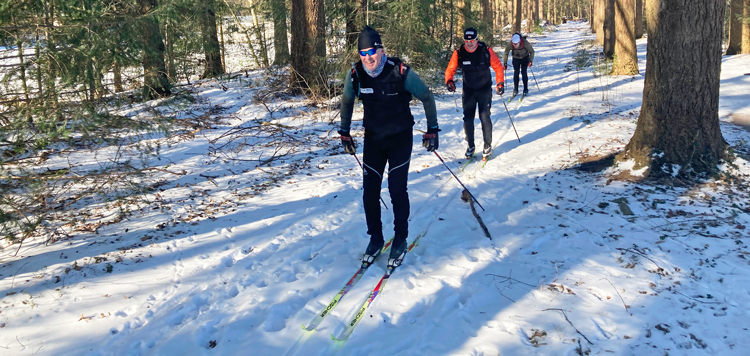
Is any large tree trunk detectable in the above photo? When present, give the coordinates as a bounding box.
[201,0,224,79]
[537,0,549,20]
[617,0,726,178]
[727,0,742,55]
[743,0,750,53]
[549,0,555,24]
[138,0,170,99]
[595,0,603,40]
[514,0,522,33]
[482,0,493,31]
[603,0,615,59]
[634,0,643,39]
[612,0,638,75]
[272,0,290,65]
[289,0,325,94]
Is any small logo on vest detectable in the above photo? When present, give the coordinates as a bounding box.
[463,61,471,65]
[360,88,374,94]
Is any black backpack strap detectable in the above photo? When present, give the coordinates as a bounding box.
[350,62,360,99]
[387,57,409,80]
[479,41,490,63]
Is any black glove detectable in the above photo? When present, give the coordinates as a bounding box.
[446,80,456,92]
[504,62,508,70]
[422,127,440,152]
[338,130,357,155]
[496,83,504,95]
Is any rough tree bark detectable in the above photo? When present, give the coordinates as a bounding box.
[289,0,326,94]
[611,0,638,75]
[634,0,643,39]
[271,0,290,65]
[726,0,742,55]
[138,0,170,99]
[743,0,750,53]
[514,0,522,33]
[201,0,224,79]
[603,0,615,59]
[617,0,727,178]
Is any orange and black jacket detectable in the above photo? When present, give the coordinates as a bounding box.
[445,42,505,90]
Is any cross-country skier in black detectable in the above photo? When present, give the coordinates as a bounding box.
[503,33,535,97]
[339,26,439,266]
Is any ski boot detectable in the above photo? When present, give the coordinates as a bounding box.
[362,237,384,267]
[465,145,475,159]
[482,145,492,161]
[387,239,408,269]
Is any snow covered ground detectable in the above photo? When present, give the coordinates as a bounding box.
[2,22,750,356]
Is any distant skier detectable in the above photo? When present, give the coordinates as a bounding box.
[445,27,505,160]
[338,26,440,266]
[503,33,535,97]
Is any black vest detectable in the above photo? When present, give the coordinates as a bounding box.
[353,57,414,137]
[458,42,492,90]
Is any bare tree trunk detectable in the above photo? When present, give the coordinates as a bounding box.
[514,0,522,33]
[113,61,123,92]
[290,0,325,94]
[743,0,750,53]
[548,0,554,23]
[138,0,170,99]
[538,0,543,21]
[271,0,290,64]
[201,0,224,79]
[523,0,534,29]
[634,0,643,39]
[612,0,638,75]
[727,0,742,54]
[163,19,177,82]
[34,31,43,100]
[482,0,493,31]
[251,6,270,67]
[618,0,726,178]
[220,18,226,70]
[14,29,29,102]
[595,0,603,41]
[43,0,59,112]
[603,0,615,59]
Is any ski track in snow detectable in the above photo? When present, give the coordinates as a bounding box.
[2,22,750,356]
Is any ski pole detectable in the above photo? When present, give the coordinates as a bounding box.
[354,154,388,210]
[452,80,460,113]
[530,65,540,92]
[432,151,485,212]
[500,96,521,143]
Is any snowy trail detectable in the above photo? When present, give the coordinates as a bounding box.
[2,22,750,356]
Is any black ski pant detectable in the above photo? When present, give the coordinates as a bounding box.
[362,129,412,247]
[462,85,493,150]
[512,56,530,92]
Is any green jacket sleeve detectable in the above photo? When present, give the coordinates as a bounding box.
[503,44,512,64]
[403,69,438,130]
[525,39,535,62]
[339,69,356,132]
